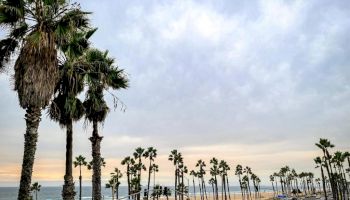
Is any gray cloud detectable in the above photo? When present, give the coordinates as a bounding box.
[1,0,350,185]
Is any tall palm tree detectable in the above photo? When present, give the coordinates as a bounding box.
[210,158,219,200]
[315,138,337,199]
[0,1,90,199]
[74,155,88,200]
[169,149,183,200]
[270,175,276,197]
[83,49,128,199]
[30,182,41,200]
[190,170,197,200]
[151,163,159,197]
[106,167,123,200]
[144,147,157,200]
[48,28,96,200]
[243,166,252,200]
[133,147,146,200]
[196,160,208,200]
[121,156,135,196]
[235,165,244,200]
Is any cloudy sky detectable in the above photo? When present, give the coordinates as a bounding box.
[0,0,350,187]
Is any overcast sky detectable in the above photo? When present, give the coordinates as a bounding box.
[0,0,350,187]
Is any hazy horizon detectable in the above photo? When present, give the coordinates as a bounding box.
[1,0,349,188]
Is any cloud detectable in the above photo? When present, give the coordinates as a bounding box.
[0,0,350,186]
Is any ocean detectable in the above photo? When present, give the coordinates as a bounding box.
[0,186,273,200]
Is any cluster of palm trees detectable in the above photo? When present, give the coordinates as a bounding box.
[169,149,188,200]
[268,139,350,200]
[0,1,128,200]
[167,150,262,200]
[235,165,261,200]
[121,147,159,200]
[270,166,315,198]
[314,138,350,200]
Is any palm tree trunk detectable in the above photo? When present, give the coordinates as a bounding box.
[222,176,227,200]
[320,166,327,200]
[203,178,208,200]
[90,120,103,200]
[147,159,152,200]
[62,119,76,200]
[214,176,219,200]
[271,182,275,197]
[181,171,184,200]
[138,157,142,200]
[198,178,203,200]
[211,183,215,200]
[18,107,41,200]
[226,176,231,200]
[127,165,130,196]
[79,165,82,200]
[175,168,178,200]
[192,178,197,200]
[324,151,337,200]
[238,176,243,200]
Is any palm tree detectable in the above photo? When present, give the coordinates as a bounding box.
[48,28,96,200]
[106,168,123,200]
[243,166,252,200]
[30,182,41,200]
[151,163,159,200]
[163,187,172,200]
[190,170,197,200]
[144,147,157,200]
[169,150,183,200]
[315,138,337,199]
[235,165,244,199]
[196,160,208,200]
[209,178,215,200]
[0,1,90,199]
[210,158,219,200]
[270,175,276,197]
[74,155,88,200]
[83,49,128,199]
[133,147,146,200]
[121,156,135,196]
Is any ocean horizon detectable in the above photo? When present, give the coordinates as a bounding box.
[0,186,274,200]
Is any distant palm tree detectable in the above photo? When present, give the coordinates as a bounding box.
[144,147,157,200]
[106,168,123,200]
[151,163,159,200]
[190,170,197,200]
[169,150,183,200]
[210,158,220,200]
[133,147,146,200]
[208,178,215,200]
[219,160,230,200]
[315,138,336,199]
[30,182,41,200]
[0,1,90,199]
[243,166,252,200]
[270,175,276,197]
[74,155,88,200]
[163,187,172,200]
[121,156,135,196]
[83,49,128,200]
[235,165,244,200]
[196,160,208,200]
